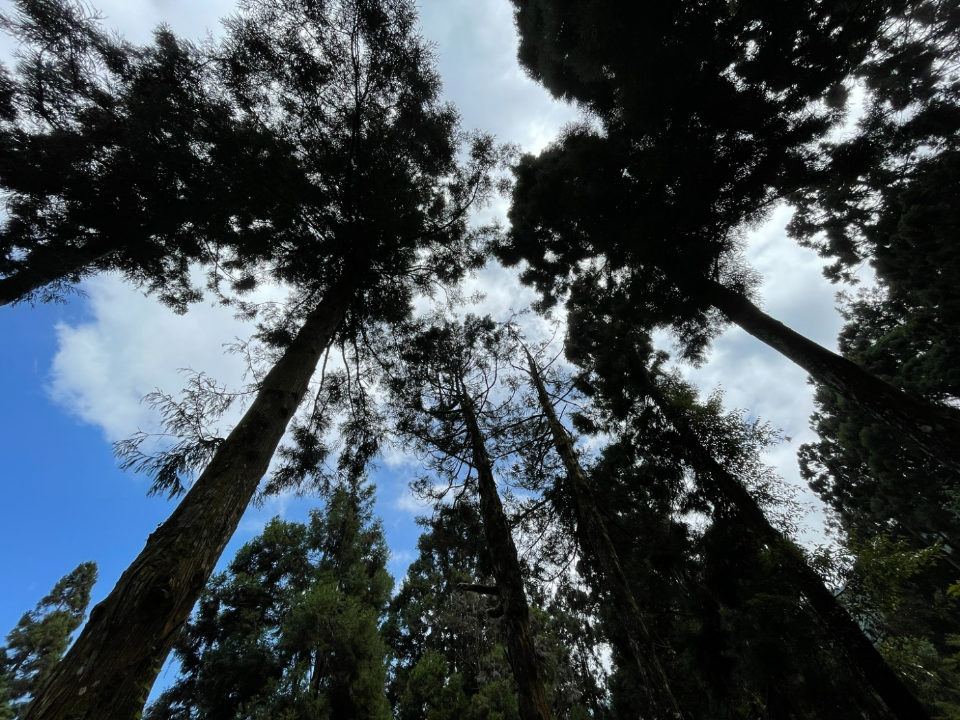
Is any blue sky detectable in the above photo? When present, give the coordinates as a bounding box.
[0,0,855,703]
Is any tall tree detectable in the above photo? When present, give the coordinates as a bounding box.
[146,480,393,720]
[499,0,960,473]
[564,296,933,720]
[387,316,553,720]
[518,342,681,719]
[0,0,281,310]
[385,503,605,720]
[21,1,501,717]
[0,562,97,718]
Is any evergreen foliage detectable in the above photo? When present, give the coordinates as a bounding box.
[0,562,97,717]
[18,1,504,716]
[6,0,960,718]
[146,480,393,720]
[386,504,603,720]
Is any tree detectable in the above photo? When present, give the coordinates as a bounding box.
[386,316,552,720]
[21,1,501,717]
[385,503,605,720]
[0,562,97,717]
[145,479,393,720]
[563,293,933,719]
[499,0,960,473]
[518,342,681,718]
[800,287,960,550]
[0,0,281,310]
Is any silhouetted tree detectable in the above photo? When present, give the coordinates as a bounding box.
[21,1,501,717]
[500,0,960,473]
[386,316,552,720]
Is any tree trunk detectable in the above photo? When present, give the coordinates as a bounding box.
[522,348,682,719]
[701,277,960,474]
[461,392,552,720]
[631,358,931,720]
[0,238,122,307]
[21,266,363,720]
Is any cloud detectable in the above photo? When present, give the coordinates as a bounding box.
[47,273,285,442]
[389,548,414,566]
[420,0,576,150]
[395,487,430,514]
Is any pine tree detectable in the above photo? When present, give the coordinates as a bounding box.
[518,342,681,718]
[386,316,552,720]
[564,291,932,719]
[385,503,605,720]
[0,562,97,717]
[0,0,276,310]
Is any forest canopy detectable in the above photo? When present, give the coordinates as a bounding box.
[0,0,958,719]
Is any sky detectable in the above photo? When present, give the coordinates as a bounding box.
[0,0,858,701]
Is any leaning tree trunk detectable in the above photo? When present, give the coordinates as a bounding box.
[631,357,931,720]
[461,391,552,720]
[523,348,682,719]
[21,266,363,720]
[700,276,960,474]
[0,238,123,307]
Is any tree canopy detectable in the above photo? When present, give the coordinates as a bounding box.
[3,0,960,718]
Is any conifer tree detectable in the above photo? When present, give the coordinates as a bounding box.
[0,0,277,310]
[518,342,681,718]
[564,292,933,719]
[500,0,960,473]
[146,479,393,720]
[385,503,605,720]
[386,316,552,720]
[21,1,501,717]
[0,562,97,718]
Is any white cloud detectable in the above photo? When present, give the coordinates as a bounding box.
[389,548,414,566]
[48,273,285,441]
[394,486,431,514]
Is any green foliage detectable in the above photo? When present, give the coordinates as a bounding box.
[0,561,97,717]
[816,530,960,716]
[145,480,393,720]
[387,504,602,720]
[399,650,469,720]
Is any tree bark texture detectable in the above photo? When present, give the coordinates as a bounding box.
[21,267,362,720]
[461,393,553,720]
[0,238,121,307]
[702,277,960,474]
[523,349,683,719]
[632,358,932,720]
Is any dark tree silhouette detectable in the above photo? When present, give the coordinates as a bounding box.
[21,1,501,717]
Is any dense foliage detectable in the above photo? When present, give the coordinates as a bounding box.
[2,0,959,718]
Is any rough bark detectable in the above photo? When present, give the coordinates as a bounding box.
[21,266,363,720]
[523,348,683,719]
[0,239,121,307]
[461,392,552,720]
[701,277,960,474]
[632,358,932,720]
